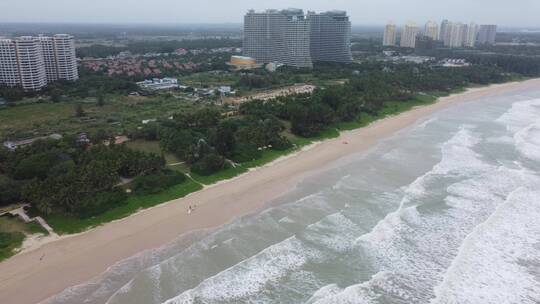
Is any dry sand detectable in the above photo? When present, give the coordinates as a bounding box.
[1,78,540,304]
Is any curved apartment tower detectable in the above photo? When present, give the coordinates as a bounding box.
[13,37,47,91]
[0,39,20,87]
[0,34,78,91]
[39,34,79,82]
[309,10,352,63]
[244,9,312,68]
[243,9,352,68]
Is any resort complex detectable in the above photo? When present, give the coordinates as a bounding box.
[243,9,353,68]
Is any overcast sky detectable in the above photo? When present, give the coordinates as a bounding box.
[1,0,539,27]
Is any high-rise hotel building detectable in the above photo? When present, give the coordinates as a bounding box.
[424,21,439,41]
[400,22,419,48]
[0,34,78,91]
[243,9,352,68]
[383,23,397,46]
[309,11,353,64]
[477,25,497,45]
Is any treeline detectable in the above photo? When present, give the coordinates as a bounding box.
[46,73,139,100]
[239,63,506,137]
[77,38,242,58]
[0,138,187,218]
[0,73,138,103]
[417,49,540,76]
[0,86,25,103]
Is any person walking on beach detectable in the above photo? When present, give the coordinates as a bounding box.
[187,204,197,214]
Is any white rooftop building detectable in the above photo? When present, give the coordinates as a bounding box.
[137,78,179,90]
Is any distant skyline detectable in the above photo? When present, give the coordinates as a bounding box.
[1,0,539,27]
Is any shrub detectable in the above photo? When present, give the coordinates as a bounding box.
[269,136,292,151]
[0,231,24,249]
[229,143,261,163]
[75,188,127,218]
[132,170,186,195]
[0,176,22,206]
[191,154,224,176]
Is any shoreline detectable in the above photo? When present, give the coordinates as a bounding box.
[1,78,540,304]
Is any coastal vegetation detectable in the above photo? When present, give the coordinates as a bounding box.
[0,215,49,260]
[2,34,540,242]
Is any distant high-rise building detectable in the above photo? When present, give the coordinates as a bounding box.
[460,24,469,46]
[424,21,439,41]
[243,9,352,68]
[383,23,397,46]
[0,34,78,91]
[440,19,451,46]
[447,22,465,48]
[463,23,478,47]
[477,25,497,45]
[400,22,419,48]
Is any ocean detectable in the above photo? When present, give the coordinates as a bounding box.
[45,88,540,304]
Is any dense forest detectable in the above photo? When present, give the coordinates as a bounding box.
[0,137,185,218]
[76,38,242,58]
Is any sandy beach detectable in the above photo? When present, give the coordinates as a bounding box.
[1,78,540,304]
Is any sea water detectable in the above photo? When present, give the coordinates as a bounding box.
[45,88,540,304]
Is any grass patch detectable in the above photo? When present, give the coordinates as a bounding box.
[0,231,25,261]
[126,140,181,164]
[0,94,201,141]
[43,179,203,234]
[0,215,50,261]
[167,162,190,173]
[0,215,47,235]
[26,221,49,235]
[190,165,248,185]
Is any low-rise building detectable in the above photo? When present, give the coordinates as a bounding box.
[217,86,233,94]
[3,134,62,151]
[227,56,263,71]
[136,78,179,90]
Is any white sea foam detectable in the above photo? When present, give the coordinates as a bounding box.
[301,212,361,252]
[162,236,322,303]
[415,117,439,130]
[316,122,540,303]
[494,98,540,163]
[431,188,540,304]
[356,127,486,246]
[497,98,540,133]
[305,284,341,304]
[485,135,514,145]
[514,121,540,162]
